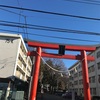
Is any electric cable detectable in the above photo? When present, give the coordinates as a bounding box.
[24,16,28,39]
[82,0,100,3]
[16,0,28,40]
[0,22,100,37]
[17,0,22,32]
[0,4,28,40]
[0,20,100,43]
[0,20,100,35]
[64,0,100,5]
[0,5,100,21]
[0,8,25,17]
[0,28,100,43]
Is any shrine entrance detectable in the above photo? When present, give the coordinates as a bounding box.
[27,41,96,100]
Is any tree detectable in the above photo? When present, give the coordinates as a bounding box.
[38,58,68,92]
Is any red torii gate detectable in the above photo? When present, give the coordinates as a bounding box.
[27,41,96,100]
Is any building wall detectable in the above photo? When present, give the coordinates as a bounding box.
[0,36,20,78]
[14,40,32,81]
[68,47,100,97]
[0,33,32,82]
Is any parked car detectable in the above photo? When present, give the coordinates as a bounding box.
[62,91,68,97]
[62,92,72,99]
[55,90,64,96]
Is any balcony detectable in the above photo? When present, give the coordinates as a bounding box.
[26,71,30,76]
[20,74,25,80]
[17,60,22,68]
[15,70,21,78]
[17,60,26,72]
[23,65,26,72]
[19,49,27,63]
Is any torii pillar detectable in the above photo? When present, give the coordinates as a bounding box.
[30,47,41,100]
[81,50,91,100]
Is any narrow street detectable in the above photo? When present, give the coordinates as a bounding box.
[36,93,71,100]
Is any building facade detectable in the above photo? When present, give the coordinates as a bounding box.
[0,33,32,82]
[68,46,100,97]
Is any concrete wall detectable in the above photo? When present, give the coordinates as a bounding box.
[0,36,20,78]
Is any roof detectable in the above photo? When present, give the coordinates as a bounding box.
[24,38,100,47]
[0,32,28,52]
[0,32,21,38]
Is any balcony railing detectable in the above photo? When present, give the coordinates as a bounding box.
[19,49,27,62]
[15,71,21,78]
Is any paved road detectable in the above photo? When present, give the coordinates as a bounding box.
[36,93,71,100]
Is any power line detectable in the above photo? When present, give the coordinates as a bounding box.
[0,7,27,38]
[83,0,100,3]
[0,5,100,21]
[0,8,25,17]
[16,0,28,40]
[0,20,100,36]
[24,33,99,43]
[0,20,100,37]
[0,28,100,43]
[0,5,29,39]
[24,16,28,39]
[64,0,100,5]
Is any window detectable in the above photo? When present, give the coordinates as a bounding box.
[90,88,92,94]
[78,64,81,69]
[16,66,25,76]
[97,62,100,70]
[89,77,91,83]
[79,71,82,76]
[79,79,82,84]
[79,88,81,93]
[92,76,95,83]
[69,82,72,86]
[74,73,78,78]
[98,75,100,83]
[70,76,73,80]
[88,65,95,73]
[79,80,81,84]
[97,51,100,58]
[91,65,95,72]
[88,67,91,73]
[18,54,26,69]
[20,42,26,55]
[81,79,83,84]
[89,76,95,83]
[70,70,74,74]
[76,67,78,70]
[93,88,96,95]
[81,88,83,93]
[74,81,78,85]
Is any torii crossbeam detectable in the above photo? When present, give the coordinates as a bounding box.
[27,41,96,100]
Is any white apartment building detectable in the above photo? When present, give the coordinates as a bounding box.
[0,33,32,82]
[68,45,100,97]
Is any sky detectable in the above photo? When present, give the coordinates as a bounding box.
[0,0,100,68]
